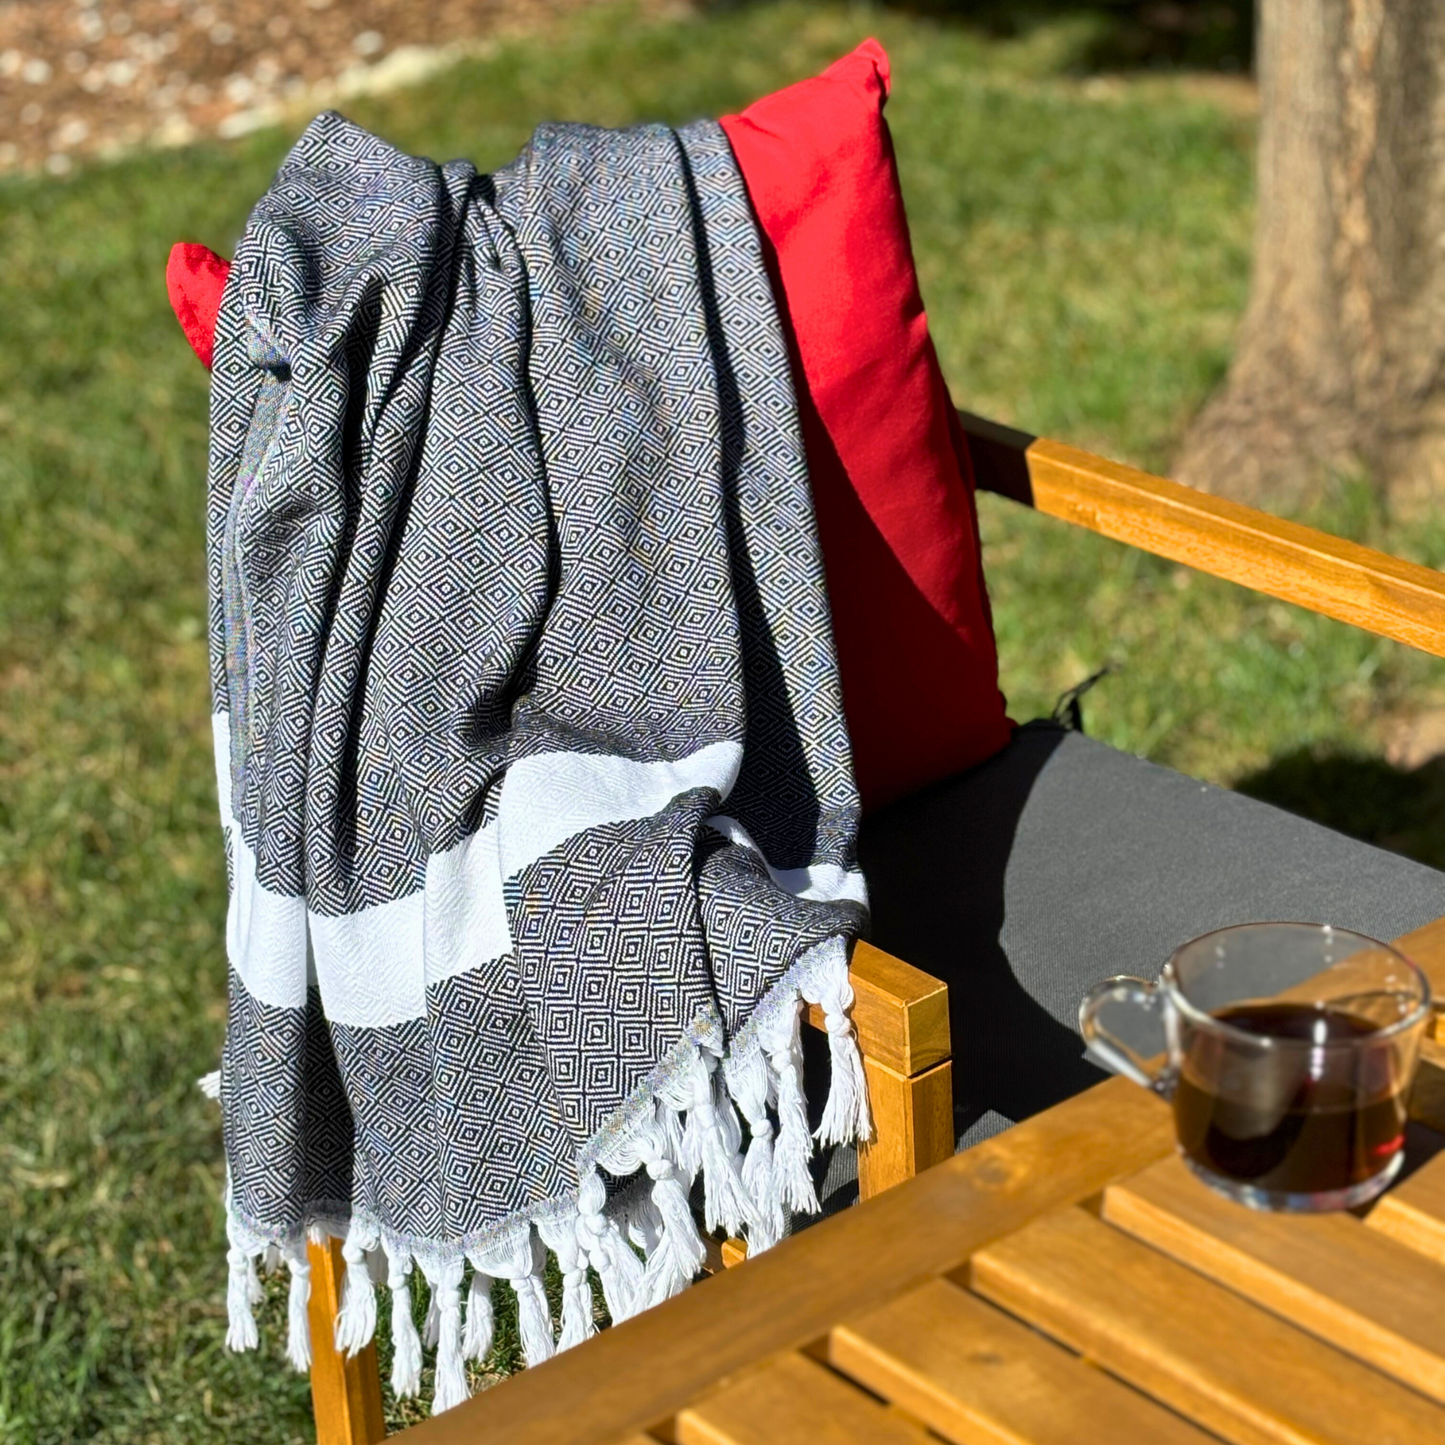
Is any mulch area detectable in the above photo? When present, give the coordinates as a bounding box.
[0,0,632,175]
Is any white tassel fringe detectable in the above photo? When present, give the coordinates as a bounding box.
[682,1054,758,1237]
[803,942,873,1147]
[727,1049,785,1250]
[761,994,821,1214]
[419,1258,469,1415]
[623,1189,664,1256]
[576,1168,645,1323]
[225,1243,260,1352]
[512,1272,555,1368]
[385,1243,424,1398]
[283,1244,312,1373]
[659,1102,692,1186]
[633,1117,707,1308]
[365,1245,389,1286]
[462,1264,494,1364]
[471,1224,555,1369]
[246,1252,265,1306]
[715,1068,744,1159]
[538,1210,596,1351]
[334,1218,380,1357]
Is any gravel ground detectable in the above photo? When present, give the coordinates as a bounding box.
[0,0,663,175]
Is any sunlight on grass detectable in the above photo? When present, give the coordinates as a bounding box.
[2,3,1442,1439]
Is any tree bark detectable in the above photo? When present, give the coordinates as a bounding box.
[1175,0,1445,513]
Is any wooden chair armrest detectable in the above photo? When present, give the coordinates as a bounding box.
[958,409,1445,659]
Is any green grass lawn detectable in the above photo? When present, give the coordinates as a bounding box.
[3,3,1443,1440]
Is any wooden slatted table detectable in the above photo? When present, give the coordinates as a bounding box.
[403,915,1445,1445]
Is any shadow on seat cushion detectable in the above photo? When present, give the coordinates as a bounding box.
[858,719,1445,1152]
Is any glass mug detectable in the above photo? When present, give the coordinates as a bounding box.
[1080,922,1432,1212]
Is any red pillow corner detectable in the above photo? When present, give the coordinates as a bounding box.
[166,241,231,371]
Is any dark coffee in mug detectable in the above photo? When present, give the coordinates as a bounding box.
[1172,1001,1408,1196]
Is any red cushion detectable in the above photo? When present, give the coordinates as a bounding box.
[720,40,1009,811]
[167,43,1010,810]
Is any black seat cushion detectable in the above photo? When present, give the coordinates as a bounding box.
[857,720,1445,1150]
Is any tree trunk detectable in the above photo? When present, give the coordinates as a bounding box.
[1175,0,1445,513]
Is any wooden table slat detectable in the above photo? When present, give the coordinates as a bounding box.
[968,1205,1445,1445]
[1103,1156,1445,1404]
[1368,1152,1445,1265]
[830,1275,1217,1444]
[675,1352,933,1445]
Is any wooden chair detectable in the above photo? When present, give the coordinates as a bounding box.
[308,408,1445,1443]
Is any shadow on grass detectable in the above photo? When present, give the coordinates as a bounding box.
[1235,748,1445,874]
[708,0,1254,71]
[906,0,1252,70]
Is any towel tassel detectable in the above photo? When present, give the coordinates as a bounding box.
[334,1219,379,1356]
[420,1258,469,1415]
[385,1243,424,1398]
[679,1052,757,1237]
[727,1048,785,1250]
[634,1116,706,1308]
[470,1224,555,1369]
[762,995,820,1214]
[511,1244,556,1369]
[538,1211,596,1351]
[803,943,873,1146]
[462,1264,494,1364]
[225,1243,260,1352]
[283,1242,312,1373]
[623,1189,664,1256]
[575,1168,644,1323]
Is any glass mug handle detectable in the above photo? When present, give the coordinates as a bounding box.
[1078,975,1173,1097]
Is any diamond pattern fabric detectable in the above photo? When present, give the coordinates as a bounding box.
[206,112,870,1386]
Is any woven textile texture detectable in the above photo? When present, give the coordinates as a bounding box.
[205,112,871,1409]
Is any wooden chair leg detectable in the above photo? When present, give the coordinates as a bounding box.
[308,1237,387,1445]
[856,1054,955,1199]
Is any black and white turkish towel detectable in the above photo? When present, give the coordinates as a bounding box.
[204,112,871,1411]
